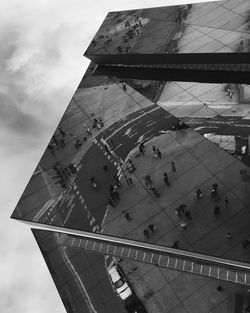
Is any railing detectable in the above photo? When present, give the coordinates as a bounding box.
[23,220,250,286]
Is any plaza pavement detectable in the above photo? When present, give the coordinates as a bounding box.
[102,128,250,313]
[13,81,250,312]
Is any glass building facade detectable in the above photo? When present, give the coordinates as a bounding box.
[12,1,250,312]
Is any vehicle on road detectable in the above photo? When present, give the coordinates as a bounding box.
[107,265,133,300]
[124,295,147,313]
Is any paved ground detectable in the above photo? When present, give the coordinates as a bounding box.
[101,128,250,312]
[13,79,250,313]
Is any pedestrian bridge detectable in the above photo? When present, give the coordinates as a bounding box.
[25,221,250,286]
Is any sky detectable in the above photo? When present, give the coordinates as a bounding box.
[0,0,217,312]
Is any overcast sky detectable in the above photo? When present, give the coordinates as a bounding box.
[0,0,217,312]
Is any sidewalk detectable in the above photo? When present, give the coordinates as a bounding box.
[102,128,250,313]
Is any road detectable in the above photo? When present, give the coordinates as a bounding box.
[33,104,178,313]
[20,103,250,313]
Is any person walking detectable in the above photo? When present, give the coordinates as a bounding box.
[179,204,186,215]
[98,117,104,127]
[144,175,153,189]
[163,172,170,186]
[179,220,187,230]
[125,212,132,221]
[124,174,133,185]
[211,183,218,194]
[86,126,92,137]
[171,161,176,173]
[139,142,145,155]
[184,210,192,220]
[108,197,115,208]
[151,187,160,197]
[143,229,150,239]
[172,240,179,249]
[195,189,203,199]
[127,159,136,172]
[156,148,162,159]
[148,224,156,233]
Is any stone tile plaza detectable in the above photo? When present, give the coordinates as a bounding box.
[11,1,250,312]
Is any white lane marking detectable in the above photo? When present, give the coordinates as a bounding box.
[105,106,160,141]
[59,236,97,313]
[209,267,212,277]
[90,216,95,226]
[63,207,73,226]
[33,199,55,222]
[167,257,170,267]
[135,250,138,260]
[182,261,186,270]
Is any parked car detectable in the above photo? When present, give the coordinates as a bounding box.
[107,265,133,300]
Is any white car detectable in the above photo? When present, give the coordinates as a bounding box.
[107,266,133,300]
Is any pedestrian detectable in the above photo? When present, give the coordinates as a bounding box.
[108,197,115,208]
[216,286,223,292]
[127,159,136,173]
[211,183,218,194]
[214,205,220,215]
[148,224,156,233]
[151,187,160,197]
[112,190,120,201]
[144,175,153,188]
[86,126,92,137]
[123,83,127,92]
[143,229,150,239]
[109,191,117,202]
[139,142,145,155]
[179,220,187,230]
[225,196,229,205]
[172,240,179,249]
[52,135,58,146]
[179,204,186,215]
[156,148,162,159]
[109,139,114,150]
[124,174,133,185]
[125,212,132,221]
[103,165,108,171]
[163,172,170,186]
[92,118,98,129]
[195,189,203,199]
[226,232,232,239]
[152,146,158,159]
[98,118,104,127]
[171,161,176,173]
[174,207,181,217]
[184,210,192,220]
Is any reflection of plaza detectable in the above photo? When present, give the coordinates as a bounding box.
[11,0,250,312]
